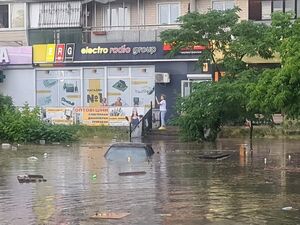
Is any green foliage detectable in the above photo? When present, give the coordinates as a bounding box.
[176,70,259,141]
[0,94,13,112]
[0,104,77,143]
[249,17,300,118]
[161,8,273,75]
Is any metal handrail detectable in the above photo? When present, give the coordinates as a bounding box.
[129,102,152,142]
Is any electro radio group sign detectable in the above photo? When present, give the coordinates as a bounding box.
[33,42,162,64]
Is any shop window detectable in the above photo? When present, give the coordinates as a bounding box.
[0,3,24,29]
[103,4,130,29]
[212,0,235,11]
[158,3,180,25]
[83,68,105,107]
[36,70,81,107]
[131,67,155,107]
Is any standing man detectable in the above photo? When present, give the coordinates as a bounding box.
[156,94,167,130]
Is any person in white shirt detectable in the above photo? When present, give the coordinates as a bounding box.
[156,94,167,130]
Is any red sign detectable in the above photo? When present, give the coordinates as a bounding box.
[55,44,65,63]
[163,43,206,52]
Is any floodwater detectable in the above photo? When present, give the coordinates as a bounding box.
[0,138,300,225]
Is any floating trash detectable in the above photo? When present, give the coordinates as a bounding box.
[118,171,146,176]
[282,207,293,211]
[27,156,38,161]
[1,143,11,150]
[17,175,47,183]
[43,153,48,158]
[160,214,172,217]
[90,212,130,220]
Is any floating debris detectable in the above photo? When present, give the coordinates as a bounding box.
[1,143,11,149]
[43,153,48,158]
[17,175,47,183]
[198,153,231,160]
[27,156,38,161]
[118,171,146,176]
[160,214,172,217]
[282,207,293,211]
[90,212,130,219]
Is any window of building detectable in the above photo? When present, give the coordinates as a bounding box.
[103,4,130,29]
[285,0,295,13]
[262,1,272,19]
[0,3,24,29]
[212,0,235,11]
[158,3,180,25]
[273,0,284,12]
[0,5,8,28]
[29,2,81,28]
[261,0,298,20]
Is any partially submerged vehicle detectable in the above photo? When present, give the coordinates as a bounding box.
[104,142,154,163]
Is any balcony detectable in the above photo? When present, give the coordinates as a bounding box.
[83,24,179,43]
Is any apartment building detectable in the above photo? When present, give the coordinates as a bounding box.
[0,0,298,124]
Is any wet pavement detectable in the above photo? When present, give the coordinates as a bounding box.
[0,138,300,225]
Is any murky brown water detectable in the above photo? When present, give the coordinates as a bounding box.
[0,138,300,225]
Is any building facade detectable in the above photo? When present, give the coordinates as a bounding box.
[0,0,298,123]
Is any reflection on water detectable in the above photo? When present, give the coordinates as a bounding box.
[0,138,299,225]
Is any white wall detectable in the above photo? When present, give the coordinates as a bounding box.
[0,69,35,107]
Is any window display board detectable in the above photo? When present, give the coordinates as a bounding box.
[74,107,109,126]
[72,106,146,126]
[36,70,81,107]
[44,107,74,125]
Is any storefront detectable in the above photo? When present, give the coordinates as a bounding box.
[0,47,34,106]
[32,42,211,123]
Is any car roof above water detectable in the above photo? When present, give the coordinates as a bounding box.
[109,142,150,148]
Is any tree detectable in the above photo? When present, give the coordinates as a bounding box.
[161,9,274,142]
[160,8,273,77]
[249,14,300,119]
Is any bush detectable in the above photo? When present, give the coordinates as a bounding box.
[0,104,78,143]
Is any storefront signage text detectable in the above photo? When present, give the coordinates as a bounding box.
[80,45,157,55]
[0,47,32,65]
[0,48,9,64]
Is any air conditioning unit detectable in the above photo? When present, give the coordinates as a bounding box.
[155,73,170,83]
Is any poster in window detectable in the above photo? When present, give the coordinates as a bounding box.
[59,79,81,107]
[84,79,104,107]
[107,79,130,107]
[36,79,59,106]
[131,78,155,107]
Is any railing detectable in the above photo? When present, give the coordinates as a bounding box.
[84,23,180,32]
[129,102,153,142]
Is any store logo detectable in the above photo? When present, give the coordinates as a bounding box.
[55,44,65,63]
[0,48,10,64]
[65,43,75,61]
[80,45,157,55]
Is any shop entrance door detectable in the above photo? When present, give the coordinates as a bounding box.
[181,74,212,98]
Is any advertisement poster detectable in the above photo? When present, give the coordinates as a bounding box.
[84,79,104,107]
[74,107,109,126]
[59,79,81,107]
[45,107,73,125]
[108,107,145,126]
[131,78,154,107]
[108,79,130,107]
[36,79,59,107]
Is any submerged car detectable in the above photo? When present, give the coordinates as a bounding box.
[104,142,154,162]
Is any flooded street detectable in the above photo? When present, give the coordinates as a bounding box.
[0,138,300,225]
